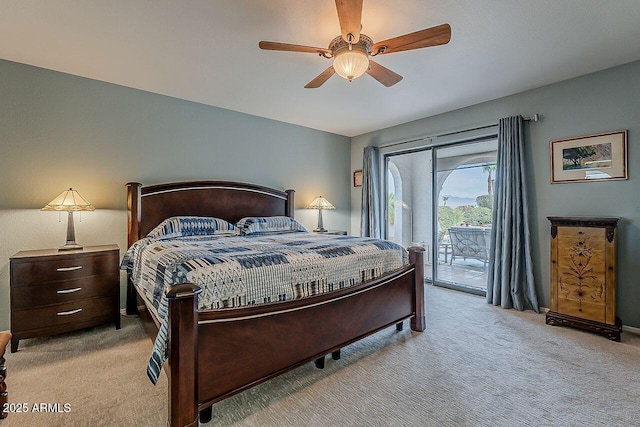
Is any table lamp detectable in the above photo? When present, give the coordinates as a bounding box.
[42,188,95,250]
[307,196,335,232]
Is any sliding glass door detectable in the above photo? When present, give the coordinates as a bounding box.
[435,139,497,294]
[386,149,434,277]
[385,138,497,294]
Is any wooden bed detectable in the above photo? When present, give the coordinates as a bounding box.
[125,180,425,427]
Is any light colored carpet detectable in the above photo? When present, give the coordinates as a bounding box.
[3,285,639,426]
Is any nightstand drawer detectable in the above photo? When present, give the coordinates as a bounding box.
[11,296,118,334]
[11,275,119,310]
[11,253,118,287]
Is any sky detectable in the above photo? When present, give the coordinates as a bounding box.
[439,164,491,205]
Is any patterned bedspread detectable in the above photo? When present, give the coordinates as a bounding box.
[121,231,408,384]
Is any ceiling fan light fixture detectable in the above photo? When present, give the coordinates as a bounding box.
[332,44,369,82]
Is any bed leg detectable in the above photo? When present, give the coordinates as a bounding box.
[199,407,213,424]
[166,284,202,427]
[408,247,426,332]
[126,276,138,315]
[396,322,404,332]
[331,350,341,360]
[314,356,325,369]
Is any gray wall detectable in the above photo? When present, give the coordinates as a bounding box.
[0,59,350,331]
[351,60,640,329]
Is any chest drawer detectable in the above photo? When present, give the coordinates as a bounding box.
[11,296,118,334]
[11,275,118,310]
[11,253,118,287]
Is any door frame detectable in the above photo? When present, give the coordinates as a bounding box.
[381,133,498,294]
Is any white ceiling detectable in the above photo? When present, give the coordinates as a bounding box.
[2,1,640,137]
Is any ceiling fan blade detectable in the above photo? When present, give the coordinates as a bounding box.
[259,41,331,56]
[335,0,363,43]
[304,66,336,88]
[370,23,451,55]
[366,61,403,87]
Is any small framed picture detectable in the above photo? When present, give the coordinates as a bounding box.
[353,170,363,187]
[550,130,627,183]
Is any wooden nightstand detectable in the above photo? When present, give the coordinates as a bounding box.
[9,244,120,353]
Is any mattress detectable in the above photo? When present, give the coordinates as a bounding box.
[122,230,408,384]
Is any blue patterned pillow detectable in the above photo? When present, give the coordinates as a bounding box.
[235,216,307,235]
[147,216,234,240]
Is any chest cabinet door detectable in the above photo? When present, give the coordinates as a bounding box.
[555,226,607,323]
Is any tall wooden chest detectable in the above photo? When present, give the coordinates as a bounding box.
[546,216,621,341]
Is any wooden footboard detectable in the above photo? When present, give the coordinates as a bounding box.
[165,247,424,427]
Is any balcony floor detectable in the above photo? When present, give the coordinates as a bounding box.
[425,257,488,291]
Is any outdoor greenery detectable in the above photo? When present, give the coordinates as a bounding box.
[390,163,496,235]
[438,163,495,231]
[434,164,496,229]
[476,194,494,209]
[438,199,492,232]
[483,164,497,195]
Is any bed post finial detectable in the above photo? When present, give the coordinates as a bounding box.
[126,182,143,315]
[126,182,142,248]
[166,283,201,427]
[285,189,295,218]
[408,246,425,332]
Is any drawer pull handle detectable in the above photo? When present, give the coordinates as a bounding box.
[57,287,82,294]
[57,308,83,316]
[57,266,83,272]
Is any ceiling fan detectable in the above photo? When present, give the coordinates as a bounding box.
[259,0,451,88]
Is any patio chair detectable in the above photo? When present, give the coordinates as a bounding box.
[448,226,490,267]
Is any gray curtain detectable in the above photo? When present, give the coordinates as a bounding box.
[361,146,382,238]
[487,116,539,312]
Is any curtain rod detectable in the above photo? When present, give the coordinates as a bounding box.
[378,113,540,149]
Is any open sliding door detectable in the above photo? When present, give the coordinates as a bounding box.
[384,137,497,294]
[385,149,434,279]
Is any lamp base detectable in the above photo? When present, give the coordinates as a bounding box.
[59,211,83,251]
[314,228,328,233]
[59,243,83,251]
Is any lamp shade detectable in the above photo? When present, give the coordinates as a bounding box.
[42,188,95,251]
[332,44,369,82]
[41,188,95,212]
[307,196,335,210]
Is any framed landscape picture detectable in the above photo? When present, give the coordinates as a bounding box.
[550,130,627,183]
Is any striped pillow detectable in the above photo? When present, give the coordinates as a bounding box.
[235,216,307,235]
[147,216,234,240]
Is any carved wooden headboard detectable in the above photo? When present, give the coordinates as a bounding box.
[126,181,295,248]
